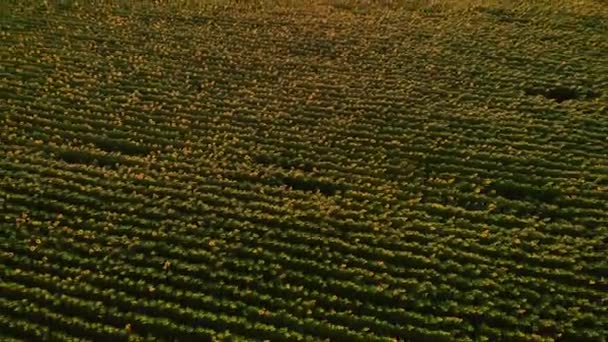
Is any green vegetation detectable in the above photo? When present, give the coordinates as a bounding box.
[1,0,607,340]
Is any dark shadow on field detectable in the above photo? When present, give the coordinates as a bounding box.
[524,85,601,103]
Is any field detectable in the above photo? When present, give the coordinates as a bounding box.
[1,0,608,341]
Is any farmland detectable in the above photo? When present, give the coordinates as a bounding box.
[1,0,607,341]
